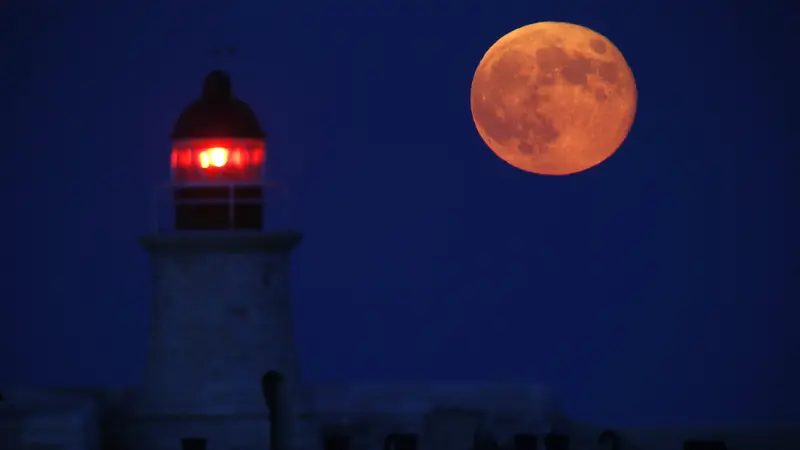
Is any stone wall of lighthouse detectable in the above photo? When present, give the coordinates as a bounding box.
[131,233,303,450]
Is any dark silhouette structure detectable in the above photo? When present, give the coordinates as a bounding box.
[471,430,500,450]
[172,70,265,140]
[323,432,350,450]
[597,429,621,450]
[683,440,727,450]
[181,437,207,450]
[513,433,537,450]
[384,433,419,450]
[543,432,569,450]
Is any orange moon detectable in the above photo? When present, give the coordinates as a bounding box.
[470,22,637,175]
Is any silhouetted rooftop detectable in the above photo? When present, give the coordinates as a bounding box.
[171,70,265,140]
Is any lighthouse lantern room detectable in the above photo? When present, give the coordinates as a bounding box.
[161,70,269,231]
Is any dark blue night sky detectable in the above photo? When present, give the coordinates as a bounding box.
[2,0,797,427]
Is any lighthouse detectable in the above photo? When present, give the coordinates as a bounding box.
[136,70,302,450]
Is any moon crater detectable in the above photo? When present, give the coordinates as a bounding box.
[471,22,637,175]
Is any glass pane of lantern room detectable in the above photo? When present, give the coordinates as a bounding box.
[170,139,265,184]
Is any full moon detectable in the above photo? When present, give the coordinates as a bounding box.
[470,22,637,175]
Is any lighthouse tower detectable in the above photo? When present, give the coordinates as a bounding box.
[137,71,301,449]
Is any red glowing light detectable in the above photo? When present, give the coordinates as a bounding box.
[251,148,264,165]
[179,149,192,167]
[230,149,242,166]
[199,147,229,168]
[171,139,265,183]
